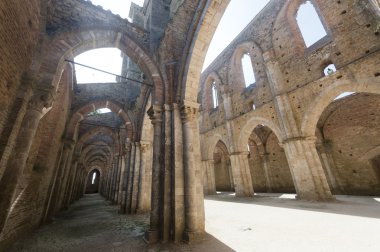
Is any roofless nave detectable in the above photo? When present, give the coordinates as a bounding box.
[0,0,380,251]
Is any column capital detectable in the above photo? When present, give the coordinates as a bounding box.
[28,85,55,112]
[140,141,151,153]
[125,142,132,152]
[147,105,163,124]
[180,100,200,123]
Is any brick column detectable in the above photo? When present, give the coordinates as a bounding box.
[0,87,54,232]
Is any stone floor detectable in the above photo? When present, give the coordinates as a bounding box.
[9,193,380,252]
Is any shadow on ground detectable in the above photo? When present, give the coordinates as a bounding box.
[9,194,234,252]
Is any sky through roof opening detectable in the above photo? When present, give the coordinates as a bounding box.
[202,0,327,72]
[202,0,270,71]
[87,0,144,20]
[75,48,123,84]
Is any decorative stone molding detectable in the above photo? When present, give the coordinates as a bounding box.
[28,86,55,112]
[147,105,163,124]
[180,100,200,123]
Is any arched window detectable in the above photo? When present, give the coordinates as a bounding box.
[92,172,97,184]
[212,81,219,108]
[241,53,256,87]
[296,1,327,48]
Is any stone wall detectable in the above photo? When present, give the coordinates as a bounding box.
[200,0,380,198]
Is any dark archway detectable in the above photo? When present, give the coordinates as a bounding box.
[85,169,101,194]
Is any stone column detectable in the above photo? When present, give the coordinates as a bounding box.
[125,142,136,213]
[120,142,131,214]
[117,154,126,205]
[181,101,205,242]
[56,142,75,210]
[316,140,343,194]
[137,142,152,213]
[145,105,163,243]
[131,142,141,213]
[113,154,121,203]
[63,154,80,208]
[0,87,54,231]
[283,138,334,200]
[202,159,216,195]
[261,153,273,193]
[229,152,254,197]
[264,50,333,201]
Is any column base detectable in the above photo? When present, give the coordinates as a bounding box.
[296,193,336,202]
[144,229,159,244]
[183,230,205,244]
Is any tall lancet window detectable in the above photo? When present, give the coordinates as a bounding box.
[212,81,219,108]
[241,53,256,87]
[296,1,327,47]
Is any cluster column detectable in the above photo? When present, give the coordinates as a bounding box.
[264,50,333,200]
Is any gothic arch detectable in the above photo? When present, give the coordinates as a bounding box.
[205,134,229,161]
[238,116,283,153]
[76,127,117,153]
[37,27,164,104]
[301,77,380,137]
[203,72,223,110]
[181,0,231,103]
[229,41,264,90]
[66,100,133,140]
[273,0,330,54]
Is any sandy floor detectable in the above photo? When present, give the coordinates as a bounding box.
[205,192,380,252]
[9,193,380,252]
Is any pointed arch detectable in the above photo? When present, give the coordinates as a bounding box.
[301,77,380,137]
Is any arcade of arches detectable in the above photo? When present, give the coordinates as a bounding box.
[0,0,380,250]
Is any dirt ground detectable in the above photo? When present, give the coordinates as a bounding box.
[9,193,380,252]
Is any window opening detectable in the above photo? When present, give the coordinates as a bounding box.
[323,64,337,76]
[334,92,355,101]
[212,81,219,108]
[296,1,327,47]
[242,53,256,87]
[92,172,97,184]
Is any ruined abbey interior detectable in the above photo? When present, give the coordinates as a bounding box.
[0,0,380,251]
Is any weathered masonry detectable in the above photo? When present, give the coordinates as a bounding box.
[0,0,379,250]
